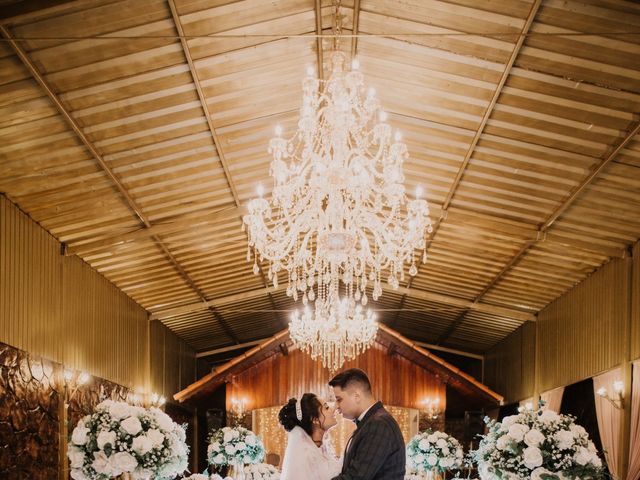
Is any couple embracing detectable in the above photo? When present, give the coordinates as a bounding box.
[278,368,405,480]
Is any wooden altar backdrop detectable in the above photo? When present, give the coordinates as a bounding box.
[176,324,502,463]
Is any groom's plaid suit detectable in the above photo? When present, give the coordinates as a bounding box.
[332,401,406,480]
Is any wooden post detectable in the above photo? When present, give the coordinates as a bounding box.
[619,252,635,480]
[58,396,68,480]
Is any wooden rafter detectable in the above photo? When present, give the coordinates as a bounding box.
[439,119,640,343]
[0,23,242,344]
[315,0,324,80]
[66,205,243,256]
[168,0,283,331]
[351,0,361,60]
[150,283,536,322]
[65,200,626,260]
[390,0,542,334]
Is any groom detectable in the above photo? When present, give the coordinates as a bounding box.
[329,368,405,480]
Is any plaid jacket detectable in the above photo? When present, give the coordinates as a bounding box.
[332,402,406,480]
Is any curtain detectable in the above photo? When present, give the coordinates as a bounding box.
[627,361,640,480]
[541,387,565,413]
[519,397,534,409]
[594,368,623,479]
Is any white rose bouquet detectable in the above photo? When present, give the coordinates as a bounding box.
[473,408,605,479]
[406,430,464,474]
[243,462,281,480]
[67,400,189,480]
[207,426,265,468]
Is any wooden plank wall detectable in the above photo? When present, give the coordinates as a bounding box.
[150,320,196,400]
[226,343,446,411]
[632,242,640,361]
[537,256,631,393]
[486,242,639,403]
[0,194,150,388]
[484,322,536,404]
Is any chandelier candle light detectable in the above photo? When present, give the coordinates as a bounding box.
[243,35,432,369]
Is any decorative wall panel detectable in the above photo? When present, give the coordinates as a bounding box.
[0,343,58,480]
[0,341,132,479]
[226,344,446,412]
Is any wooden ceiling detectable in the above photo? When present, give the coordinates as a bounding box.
[1,0,639,357]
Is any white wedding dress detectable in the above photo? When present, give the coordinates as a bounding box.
[280,426,343,480]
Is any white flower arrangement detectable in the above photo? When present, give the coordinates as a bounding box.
[242,462,281,480]
[406,430,464,474]
[474,408,605,480]
[207,426,265,468]
[67,400,188,480]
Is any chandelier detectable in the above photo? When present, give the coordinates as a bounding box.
[289,300,378,371]
[242,2,432,368]
[243,51,433,308]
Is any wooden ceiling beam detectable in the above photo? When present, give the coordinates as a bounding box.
[167,0,240,208]
[351,0,361,60]
[426,0,543,250]
[64,199,626,260]
[0,25,149,227]
[438,120,640,344]
[168,0,283,331]
[1,24,242,344]
[390,0,542,331]
[151,283,536,322]
[315,0,324,80]
[66,205,243,256]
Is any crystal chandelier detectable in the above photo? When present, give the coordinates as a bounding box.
[242,50,433,308]
[289,300,378,371]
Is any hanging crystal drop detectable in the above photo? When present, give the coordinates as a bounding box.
[409,263,418,276]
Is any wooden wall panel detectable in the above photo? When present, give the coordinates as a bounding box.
[537,257,631,392]
[632,242,640,361]
[227,343,446,411]
[0,195,148,388]
[149,320,196,400]
[484,321,536,404]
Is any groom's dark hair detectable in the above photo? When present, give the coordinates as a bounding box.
[329,368,372,392]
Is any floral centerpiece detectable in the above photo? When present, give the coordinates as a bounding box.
[207,426,265,469]
[406,430,464,477]
[67,400,188,480]
[242,463,281,480]
[473,408,605,480]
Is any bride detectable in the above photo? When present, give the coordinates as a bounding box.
[278,393,343,480]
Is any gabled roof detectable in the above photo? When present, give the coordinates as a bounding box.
[175,324,503,407]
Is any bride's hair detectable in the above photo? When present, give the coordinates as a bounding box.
[278,393,322,436]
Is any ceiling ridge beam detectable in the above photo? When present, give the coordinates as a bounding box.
[1,23,241,344]
[438,119,640,344]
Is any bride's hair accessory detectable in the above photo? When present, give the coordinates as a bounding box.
[295,398,303,421]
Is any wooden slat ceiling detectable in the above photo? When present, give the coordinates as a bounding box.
[1,0,639,358]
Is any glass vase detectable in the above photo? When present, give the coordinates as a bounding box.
[228,460,246,480]
[425,470,443,480]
